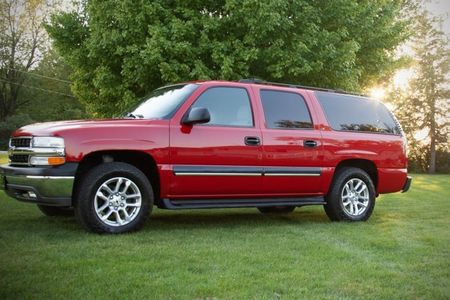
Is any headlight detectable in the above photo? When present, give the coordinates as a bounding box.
[32,137,65,148]
[30,136,66,166]
[29,156,66,166]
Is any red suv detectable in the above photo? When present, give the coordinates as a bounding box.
[0,80,411,233]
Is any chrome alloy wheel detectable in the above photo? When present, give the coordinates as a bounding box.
[94,177,142,227]
[341,178,369,217]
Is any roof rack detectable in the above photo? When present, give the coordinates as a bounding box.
[238,78,366,97]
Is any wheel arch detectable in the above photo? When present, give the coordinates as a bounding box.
[73,150,160,206]
[334,159,378,190]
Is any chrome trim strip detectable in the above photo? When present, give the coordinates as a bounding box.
[263,167,322,175]
[174,172,261,176]
[7,161,29,166]
[264,173,321,177]
[175,172,320,177]
[8,147,65,156]
[26,176,75,180]
[172,165,322,177]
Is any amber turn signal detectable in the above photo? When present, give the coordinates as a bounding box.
[47,157,66,165]
[29,156,66,166]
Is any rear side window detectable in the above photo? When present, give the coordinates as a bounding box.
[260,90,313,129]
[315,91,400,135]
[191,87,253,127]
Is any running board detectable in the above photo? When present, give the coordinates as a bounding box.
[161,197,325,210]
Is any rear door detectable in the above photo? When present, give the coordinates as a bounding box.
[255,87,323,195]
[169,83,263,199]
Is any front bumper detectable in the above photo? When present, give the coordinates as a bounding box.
[0,163,78,206]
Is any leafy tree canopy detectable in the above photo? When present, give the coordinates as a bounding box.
[387,10,450,173]
[0,0,51,121]
[0,49,88,149]
[16,49,88,122]
[47,0,409,116]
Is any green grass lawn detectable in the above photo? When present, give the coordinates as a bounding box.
[0,153,449,299]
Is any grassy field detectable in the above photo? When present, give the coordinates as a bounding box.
[0,153,449,299]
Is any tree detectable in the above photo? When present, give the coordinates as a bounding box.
[0,0,52,121]
[0,49,88,150]
[388,11,450,173]
[16,49,88,121]
[46,0,409,117]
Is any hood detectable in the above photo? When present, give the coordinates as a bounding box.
[13,119,163,137]
[10,118,170,163]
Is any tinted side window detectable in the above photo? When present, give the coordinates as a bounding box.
[191,87,253,127]
[260,90,313,129]
[315,91,400,134]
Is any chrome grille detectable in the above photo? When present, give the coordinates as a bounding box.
[10,137,31,148]
[8,136,32,166]
[9,154,29,165]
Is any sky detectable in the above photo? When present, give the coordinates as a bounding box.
[426,0,450,35]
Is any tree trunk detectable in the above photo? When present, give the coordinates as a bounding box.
[429,135,436,174]
[428,98,436,174]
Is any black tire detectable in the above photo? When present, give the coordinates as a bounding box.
[74,162,153,234]
[324,167,376,221]
[37,205,74,217]
[257,206,296,214]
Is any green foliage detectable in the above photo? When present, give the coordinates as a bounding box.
[15,49,88,122]
[46,0,409,117]
[0,50,88,149]
[0,0,51,121]
[387,11,450,173]
[0,113,34,149]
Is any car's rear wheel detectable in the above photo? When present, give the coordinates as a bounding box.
[258,206,296,214]
[37,205,73,217]
[75,162,153,234]
[324,167,375,221]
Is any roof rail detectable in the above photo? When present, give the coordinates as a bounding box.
[238,78,366,97]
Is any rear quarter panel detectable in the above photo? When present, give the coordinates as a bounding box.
[307,90,408,194]
[320,131,407,194]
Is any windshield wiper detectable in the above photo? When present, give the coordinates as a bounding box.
[125,113,144,119]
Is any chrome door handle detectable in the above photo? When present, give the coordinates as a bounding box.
[303,140,317,148]
[245,136,261,146]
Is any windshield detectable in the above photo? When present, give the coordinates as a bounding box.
[123,84,199,119]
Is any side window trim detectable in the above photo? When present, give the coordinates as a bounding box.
[187,86,255,128]
[259,89,314,130]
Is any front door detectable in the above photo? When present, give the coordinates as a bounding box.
[169,84,263,199]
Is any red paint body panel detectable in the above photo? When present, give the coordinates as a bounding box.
[168,125,263,198]
[168,83,263,198]
[377,168,408,193]
[10,80,409,200]
[251,86,324,194]
[15,119,170,163]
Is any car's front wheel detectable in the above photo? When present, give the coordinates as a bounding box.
[75,162,153,233]
[324,167,375,221]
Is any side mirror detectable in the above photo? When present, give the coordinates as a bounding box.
[182,107,210,125]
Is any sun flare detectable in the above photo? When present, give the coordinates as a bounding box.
[393,69,414,89]
[370,88,385,100]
